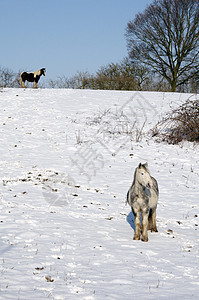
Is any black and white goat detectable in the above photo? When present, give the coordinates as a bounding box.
[20,68,46,88]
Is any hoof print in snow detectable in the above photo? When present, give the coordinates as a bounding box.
[35,267,44,271]
[167,229,175,238]
[45,275,54,282]
[105,217,114,220]
[176,221,183,225]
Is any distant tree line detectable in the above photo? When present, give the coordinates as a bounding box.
[0,60,197,93]
[1,58,198,92]
[47,57,198,92]
[48,58,154,91]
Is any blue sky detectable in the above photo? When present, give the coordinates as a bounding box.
[0,0,153,80]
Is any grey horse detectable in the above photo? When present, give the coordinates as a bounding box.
[127,163,159,242]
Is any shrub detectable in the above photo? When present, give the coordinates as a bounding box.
[151,99,199,144]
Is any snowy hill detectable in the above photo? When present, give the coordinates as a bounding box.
[0,88,198,299]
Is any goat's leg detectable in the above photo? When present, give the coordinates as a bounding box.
[133,209,141,240]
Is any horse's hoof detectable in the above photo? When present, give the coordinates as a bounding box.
[141,236,148,242]
[133,235,140,240]
[151,228,158,232]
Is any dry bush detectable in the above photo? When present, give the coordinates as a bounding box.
[90,109,146,143]
[151,99,199,144]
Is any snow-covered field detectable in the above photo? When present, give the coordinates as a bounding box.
[0,88,198,299]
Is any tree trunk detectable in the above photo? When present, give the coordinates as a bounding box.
[171,81,177,92]
[171,73,177,92]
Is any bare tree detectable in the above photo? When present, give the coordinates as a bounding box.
[126,0,199,92]
[0,66,21,88]
[0,66,15,87]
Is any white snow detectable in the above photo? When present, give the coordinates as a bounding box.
[0,88,198,299]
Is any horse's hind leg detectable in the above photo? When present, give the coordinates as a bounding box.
[133,209,141,240]
[151,207,158,232]
[148,209,152,231]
